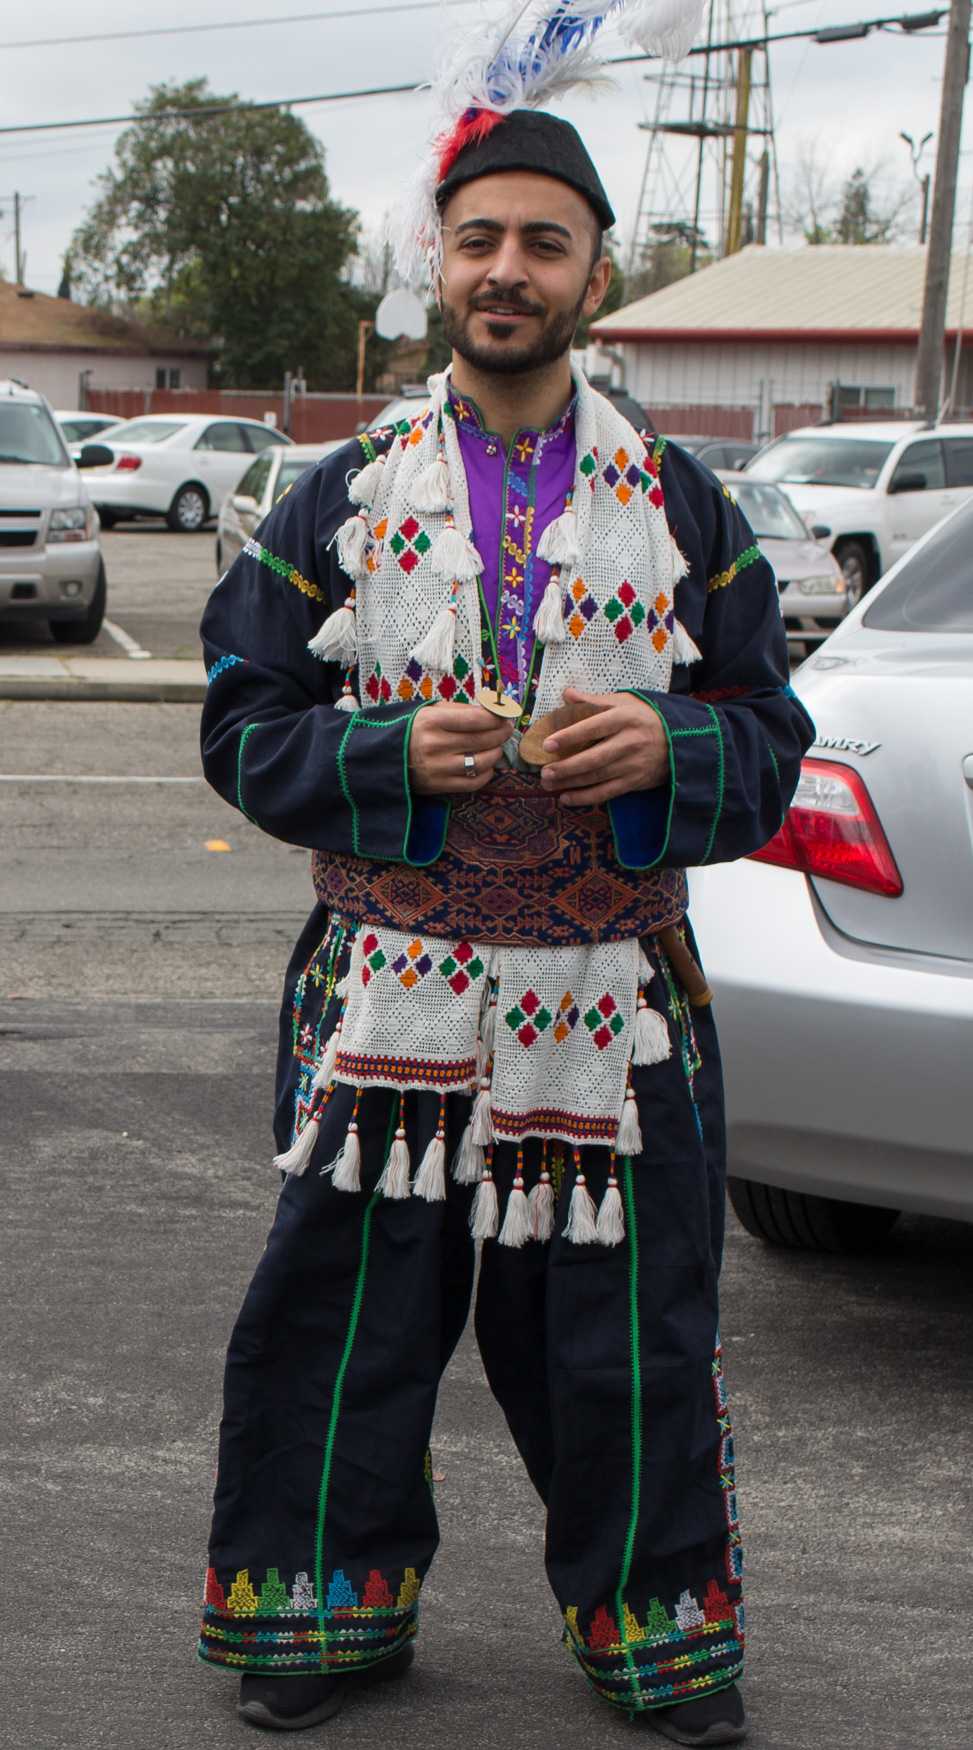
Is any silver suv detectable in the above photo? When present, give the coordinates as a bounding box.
[0,378,106,644]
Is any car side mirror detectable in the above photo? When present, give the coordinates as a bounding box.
[888,472,925,494]
[809,524,831,540]
[231,493,259,513]
[77,443,114,468]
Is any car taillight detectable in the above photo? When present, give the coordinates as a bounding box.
[750,758,903,896]
[114,453,142,471]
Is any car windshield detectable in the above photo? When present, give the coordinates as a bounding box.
[747,435,894,489]
[864,506,973,633]
[0,401,67,465]
[375,397,427,426]
[58,416,114,442]
[277,459,318,496]
[732,481,808,541]
[103,419,187,445]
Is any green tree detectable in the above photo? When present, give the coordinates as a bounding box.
[834,167,898,244]
[69,79,367,388]
[625,223,712,302]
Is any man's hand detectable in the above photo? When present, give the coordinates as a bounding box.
[539,687,669,807]
[409,702,513,795]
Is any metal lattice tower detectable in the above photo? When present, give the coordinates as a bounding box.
[625,0,782,283]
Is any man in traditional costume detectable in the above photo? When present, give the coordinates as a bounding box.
[196,2,813,1740]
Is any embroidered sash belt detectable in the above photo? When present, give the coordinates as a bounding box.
[312,768,687,947]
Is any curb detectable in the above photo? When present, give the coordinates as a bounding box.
[0,661,207,704]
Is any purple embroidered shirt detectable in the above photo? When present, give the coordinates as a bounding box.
[449,386,576,696]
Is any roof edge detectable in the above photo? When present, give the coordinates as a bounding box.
[588,325,940,344]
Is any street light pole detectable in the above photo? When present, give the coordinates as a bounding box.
[900,129,934,242]
[913,0,972,420]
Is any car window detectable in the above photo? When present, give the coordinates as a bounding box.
[889,439,945,491]
[105,419,187,444]
[196,421,249,452]
[0,400,68,466]
[246,424,288,452]
[943,438,973,488]
[864,505,973,632]
[58,416,114,443]
[732,482,808,541]
[236,454,273,501]
[748,435,894,488]
[277,458,318,497]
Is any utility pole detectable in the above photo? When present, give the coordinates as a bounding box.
[913,0,972,420]
[14,191,23,282]
[724,48,753,256]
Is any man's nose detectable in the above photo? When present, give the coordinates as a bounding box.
[485,236,530,288]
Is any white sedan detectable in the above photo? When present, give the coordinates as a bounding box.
[215,441,345,574]
[80,414,292,532]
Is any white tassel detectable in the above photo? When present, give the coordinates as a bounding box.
[563,1174,599,1245]
[334,683,359,712]
[470,1078,494,1146]
[672,617,702,665]
[638,946,655,986]
[409,592,457,672]
[616,1089,643,1156]
[596,1174,626,1247]
[498,1179,531,1249]
[331,1121,362,1193]
[274,1113,320,1177]
[668,531,689,586]
[377,1122,412,1200]
[634,998,672,1066]
[347,456,385,508]
[470,1172,499,1240]
[413,1129,447,1202]
[411,455,451,513]
[431,523,482,580]
[452,1119,485,1185]
[311,1021,342,1093]
[308,596,357,664]
[529,1172,555,1243]
[333,973,350,1000]
[536,508,579,567]
[336,512,370,581]
[533,574,568,645]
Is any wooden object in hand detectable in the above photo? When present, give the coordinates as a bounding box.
[519,699,600,768]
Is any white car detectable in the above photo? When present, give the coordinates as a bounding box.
[54,410,123,460]
[216,441,344,575]
[745,420,973,604]
[81,414,292,532]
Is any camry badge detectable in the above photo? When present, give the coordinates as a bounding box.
[813,733,881,757]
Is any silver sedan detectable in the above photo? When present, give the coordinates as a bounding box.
[689,499,973,1250]
[719,472,847,645]
[216,441,344,575]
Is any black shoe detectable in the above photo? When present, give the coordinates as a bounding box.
[644,1682,747,1746]
[238,1644,414,1731]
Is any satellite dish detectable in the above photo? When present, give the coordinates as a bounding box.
[375,288,428,341]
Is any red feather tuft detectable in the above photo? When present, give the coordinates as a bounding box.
[435,108,505,185]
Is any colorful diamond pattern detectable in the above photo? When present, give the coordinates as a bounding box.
[391,938,433,990]
[583,992,625,1051]
[603,579,647,643]
[438,942,485,995]
[553,991,580,1045]
[646,590,676,655]
[365,661,392,704]
[389,516,432,574]
[505,988,554,1048]
[360,932,387,986]
[566,575,599,641]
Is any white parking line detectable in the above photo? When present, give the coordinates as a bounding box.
[0,775,202,784]
[103,618,153,660]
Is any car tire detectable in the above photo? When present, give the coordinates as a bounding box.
[728,1176,900,1253]
[167,482,209,533]
[834,539,871,607]
[50,561,107,646]
[96,508,116,530]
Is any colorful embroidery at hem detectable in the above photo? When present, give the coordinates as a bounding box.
[490,1105,618,1144]
[198,1564,420,1675]
[563,1583,744,1711]
[334,1049,478,1090]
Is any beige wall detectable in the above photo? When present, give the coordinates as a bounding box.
[0,350,208,408]
[618,340,917,416]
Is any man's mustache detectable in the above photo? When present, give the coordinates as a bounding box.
[471,295,545,316]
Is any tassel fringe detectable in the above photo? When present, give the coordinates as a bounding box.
[332,1122,362,1193]
[336,513,371,582]
[634,999,672,1066]
[378,1123,412,1199]
[596,1175,626,1246]
[470,1078,494,1146]
[347,456,385,508]
[533,574,567,644]
[274,1113,319,1177]
[308,598,357,664]
[528,1173,555,1243]
[498,1182,531,1249]
[334,680,359,712]
[536,507,579,567]
[638,945,655,985]
[411,455,451,513]
[616,1089,643,1156]
[413,1130,447,1201]
[563,1174,599,1245]
[409,591,457,672]
[452,1122,485,1185]
[431,523,481,580]
[672,617,702,665]
[668,530,689,586]
[312,1022,342,1093]
[470,1171,499,1240]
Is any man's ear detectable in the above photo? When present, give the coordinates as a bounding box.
[583,254,613,319]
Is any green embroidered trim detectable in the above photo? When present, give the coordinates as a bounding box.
[671,726,719,740]
[701,704,725,864]
[615,1156,644,1709]
[358,431,378,465]
[707,543,760,596]
[313,1106,397,1669]
[248,539,326,603]
[336,710,444,865]
[335,715,358,852]
[652,436,668,468]
[236,722,261,823]
[607,691,675,871]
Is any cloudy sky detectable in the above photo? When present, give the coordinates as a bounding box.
[0,0,965,297]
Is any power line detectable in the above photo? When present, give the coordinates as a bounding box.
[0,9,949,139]
[0,0,476,53]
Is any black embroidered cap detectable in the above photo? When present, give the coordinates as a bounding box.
[435,109,616,233]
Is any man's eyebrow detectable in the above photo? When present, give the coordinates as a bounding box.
[451,217,575,240]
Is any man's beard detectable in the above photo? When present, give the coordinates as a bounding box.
[440,285,590,376]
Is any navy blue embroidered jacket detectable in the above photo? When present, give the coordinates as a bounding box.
[200,432,814,873]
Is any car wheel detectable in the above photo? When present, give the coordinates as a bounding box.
[167,482,209,532]
[728,1177,900,1253]
[835,539,871,607]
[50,561,107,646]
[96,508,116,530]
